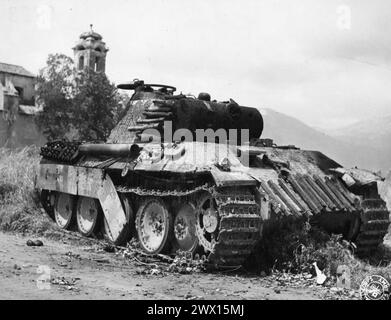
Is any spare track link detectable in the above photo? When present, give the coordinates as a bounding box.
[206,188,262,267]
[354,198,390,254]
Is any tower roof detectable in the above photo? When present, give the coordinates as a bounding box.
[73,25,108,52]
[79,24,102,40]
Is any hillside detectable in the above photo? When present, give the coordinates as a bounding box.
[326,114,391,172]
[329,114,391,149]
[260,108,386,172]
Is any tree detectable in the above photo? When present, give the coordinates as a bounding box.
[35,53,125,142]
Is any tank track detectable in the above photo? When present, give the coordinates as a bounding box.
[118,184,262,267]
[354,198,390,254]
[203,188,262,267]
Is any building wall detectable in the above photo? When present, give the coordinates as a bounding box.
[0,92,45,148]
[0,110,46,148]
[0,83,4,110]
[75,49,107,73]
[1,74,36,105]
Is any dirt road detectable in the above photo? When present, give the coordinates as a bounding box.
[0,232,342,300]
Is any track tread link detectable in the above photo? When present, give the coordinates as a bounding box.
[355,198,390,254]
[204,188,262,267]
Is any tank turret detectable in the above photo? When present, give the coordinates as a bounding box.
[109,80,263,144]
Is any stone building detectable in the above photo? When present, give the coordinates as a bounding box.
[0,63,45,148]
[0,26,109,148]
[73,25,109,73]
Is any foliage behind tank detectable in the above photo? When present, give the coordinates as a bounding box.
[36,79,390,267]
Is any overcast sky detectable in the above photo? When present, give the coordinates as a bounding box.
[1,0,391,129]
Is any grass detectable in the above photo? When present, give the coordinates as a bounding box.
[0,146,57,236]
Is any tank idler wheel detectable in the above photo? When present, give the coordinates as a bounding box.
[103,193,135,245]
[173,203,199,253]
[195,192,220,253]
[76,197,101,237]
[53,193,76,230]
[135,197,173,254]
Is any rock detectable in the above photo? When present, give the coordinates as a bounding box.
[150,268,161,276]
[26,239,43,247]
[34,240,43,247]
[274,288,281,294]
[26,240,34,246]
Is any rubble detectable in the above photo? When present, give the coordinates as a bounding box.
[51,276,81,291]
[262,269,361,300]
[65,251,81,260]
[119,240,205,275]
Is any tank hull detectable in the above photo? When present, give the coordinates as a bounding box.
[36,83,390,267]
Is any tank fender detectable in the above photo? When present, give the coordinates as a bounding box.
[36,164,127,243]
[210,167,257,187]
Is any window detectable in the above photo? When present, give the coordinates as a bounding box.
[79,56,85,70]
[15,86,24,99]
[94,57,100,72]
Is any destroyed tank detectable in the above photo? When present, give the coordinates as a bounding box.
[36,79,390,267]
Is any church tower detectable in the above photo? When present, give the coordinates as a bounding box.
[73,25,109,73]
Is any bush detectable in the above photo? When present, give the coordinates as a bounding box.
[246,217,391,289]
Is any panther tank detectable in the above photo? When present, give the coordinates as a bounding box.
[36,79,390,266]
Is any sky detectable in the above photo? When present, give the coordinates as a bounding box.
[1,0,391,130]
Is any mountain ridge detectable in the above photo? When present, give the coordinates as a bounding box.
[260,108,389,173]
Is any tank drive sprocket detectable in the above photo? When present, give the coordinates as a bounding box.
[354,198,390,254]
[194,187,262,267]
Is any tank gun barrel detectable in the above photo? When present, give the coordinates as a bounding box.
[78,143,140,157]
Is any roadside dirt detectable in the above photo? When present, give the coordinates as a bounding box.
[0,231,350,300]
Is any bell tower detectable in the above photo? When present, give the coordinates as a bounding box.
[73,25,109,73]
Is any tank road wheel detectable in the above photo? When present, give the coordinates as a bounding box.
[103,193,134,245]
[195,193,220,252]
[135,198,173,254]
[53,193,76,230]
[173,203,199,253]
[76,197,101,237]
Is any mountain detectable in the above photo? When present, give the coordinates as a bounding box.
[259,108,387,172]
[325,114,391,172]
[328,114,391,149]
